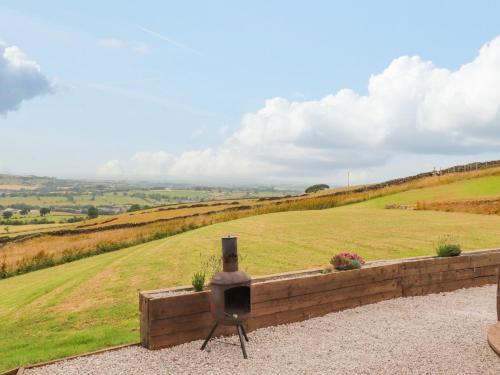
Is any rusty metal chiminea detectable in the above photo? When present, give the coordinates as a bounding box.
[200,236,251,358]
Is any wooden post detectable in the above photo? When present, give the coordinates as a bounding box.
[497,266,500,321]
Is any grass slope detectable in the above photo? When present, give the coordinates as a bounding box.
[2,203,500,370]
[359,175,500,208]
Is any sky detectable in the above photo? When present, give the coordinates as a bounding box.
[1,1,500,186]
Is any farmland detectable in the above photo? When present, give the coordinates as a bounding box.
[1,169,500,370]
[2,164,500,279]
[0,190,210,207]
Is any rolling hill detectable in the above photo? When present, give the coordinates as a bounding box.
[1,170,500,370]
[3,163,500,281]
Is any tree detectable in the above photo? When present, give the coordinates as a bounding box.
[40,207,51,217]
[87,206,99,219]
[305,184,330,194]
[2,211,13,220]
[20,208,30,215]
[127,204,141,213]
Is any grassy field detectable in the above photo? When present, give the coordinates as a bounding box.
[3,167,500,278]
[1,212,86,237]
[1,223,71,237]
[0,189,288,209]
[1,202,500,370]
[0,190,210,207]
[359,175,500,208]
[4,211,86,224]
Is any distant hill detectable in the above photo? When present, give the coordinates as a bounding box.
[0,174,56,191]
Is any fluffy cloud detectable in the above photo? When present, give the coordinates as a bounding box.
[0,41,53,115]
[98,38,150,54]
[97,160,122,176]
[99,36,500,181]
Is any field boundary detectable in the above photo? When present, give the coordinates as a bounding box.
[140,249,500,350]
[0,343,140,375]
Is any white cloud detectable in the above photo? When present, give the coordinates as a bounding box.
[101,36,500,182]
[0,41,53,115]
[131,151,174,176]
[98,38,150,54]
[97,160,122,176]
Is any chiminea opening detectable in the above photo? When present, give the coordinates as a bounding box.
[224,286,250,315]
[201,236,252,359]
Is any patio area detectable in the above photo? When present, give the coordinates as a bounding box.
[27,285,499,375]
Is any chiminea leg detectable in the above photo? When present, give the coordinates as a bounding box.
[201,322,218,351]
[240,324,249,342]
[237,325,248,359]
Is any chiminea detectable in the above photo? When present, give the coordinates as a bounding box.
[200,236,251,358]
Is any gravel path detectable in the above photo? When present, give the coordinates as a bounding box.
[27,285,500,374]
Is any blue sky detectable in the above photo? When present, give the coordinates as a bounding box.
[1,1,500,185]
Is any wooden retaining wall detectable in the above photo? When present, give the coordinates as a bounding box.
[140,249,500,350]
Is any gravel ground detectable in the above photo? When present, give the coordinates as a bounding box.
[27,285,500,375]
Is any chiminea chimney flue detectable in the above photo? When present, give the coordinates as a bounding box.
[222,236,238,272]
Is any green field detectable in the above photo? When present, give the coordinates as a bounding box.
[0,189,288,212]
[4,211,86,223]
[360,175,500,208]
[1,212,86,236]
[0,190,210,208]
[1,190,500,370]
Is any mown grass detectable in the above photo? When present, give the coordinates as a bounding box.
[1,193,345,277]
[1,205,500,371]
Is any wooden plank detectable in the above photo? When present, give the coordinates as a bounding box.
[471,253,500,268]
[401,254,472,270]
[22,343,140,370]
[401,257,472,276]
[401,265,498,287]
[139,293,150,347]
[497,267,500,321]
[403,275,497,297]
[252,264,400,303]
[487,323,500,356]
[149,291,210,320]
[149,311,213,337]
[248,290,401,332]
[0,369,20,375]
[252,279,400,318]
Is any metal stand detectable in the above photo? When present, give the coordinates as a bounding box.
[200,322,218,351]
[200,322,249,359]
